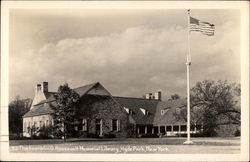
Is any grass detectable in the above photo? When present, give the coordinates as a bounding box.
[9,137,240,154]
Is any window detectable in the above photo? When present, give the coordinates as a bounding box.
[39,121,42,128]
[166,126,172,131]
[82,119,88,131]
[124,107,133,115]
[175,108,181,113]
[140,108,149,115]
[110,119,120,131]
[112,119,118,131]
[181,125,187,131]
[24,122,26,132]
[160,126,165,133]
[161,109,169,115]
[173,125,179,131]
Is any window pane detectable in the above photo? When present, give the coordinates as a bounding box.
[173,125,179,131]
[181,125,187,131]
[112,119,117,131]
[82,119,87,131]
[166,126,172,131]
[160,126,165,133]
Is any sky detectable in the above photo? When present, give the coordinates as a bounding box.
[9,9,240,101]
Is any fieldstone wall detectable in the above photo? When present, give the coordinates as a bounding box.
[78,95,129,138]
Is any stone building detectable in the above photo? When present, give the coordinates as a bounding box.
[23,82,199,138]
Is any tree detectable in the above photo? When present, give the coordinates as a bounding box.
[174,80,240,136]
[52,83,80,141]
[169,94,181,100]
[9,96,31,138]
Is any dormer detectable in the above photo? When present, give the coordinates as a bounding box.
[123,107,133,115]
[161,107,170,115]
[140,108,149,115]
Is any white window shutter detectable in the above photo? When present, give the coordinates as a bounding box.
[86,119,88,131]
[82,119,88,131]
[110,119,113,131]
[118,120,121,131]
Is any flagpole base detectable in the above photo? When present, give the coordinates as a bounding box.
[183,140,194,145]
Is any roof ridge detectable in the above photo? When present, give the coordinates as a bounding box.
[73,82,99,90]
[113,96,160,101]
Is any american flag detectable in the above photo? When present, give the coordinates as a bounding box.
[189,16,215,36]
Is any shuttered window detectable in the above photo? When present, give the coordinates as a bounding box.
[82,119,88,131]
[24,122,26,132]
[110,119,121,131]
[109,119,113,131]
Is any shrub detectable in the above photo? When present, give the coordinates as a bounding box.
[126,124,136,138]
[86,133,101,138]
[78,131,88,138]
[104,133,116,138]
[140,133,159,138]
[176,133,205,137]
[38,126,53,139]
[234,129,240,136]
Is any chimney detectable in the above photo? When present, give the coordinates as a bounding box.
[41,82,48,93]
[35,84,41,94]
[154,91,162,101]
[145,93,153,99]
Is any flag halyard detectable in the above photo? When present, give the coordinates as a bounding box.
[189,16,215,36]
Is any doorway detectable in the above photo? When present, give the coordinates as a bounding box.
[95,119,103,136]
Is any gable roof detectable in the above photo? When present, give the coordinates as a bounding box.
[23,82,187,126]
[23,82,110,117]
[113,97,186,125]
[23,101,56,118]
[73,82,99,96]
[113,96,159,125]
[153,99,186,125]
[33,82,101,106]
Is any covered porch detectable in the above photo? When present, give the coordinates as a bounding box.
[136,124,201,136]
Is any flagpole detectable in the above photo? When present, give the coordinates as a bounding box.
[184,9,193,144]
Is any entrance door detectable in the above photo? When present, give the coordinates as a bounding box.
[95,119,102,136]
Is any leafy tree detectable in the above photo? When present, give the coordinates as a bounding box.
[52,83,80,141]
[174,80,240,136]
[9,96,31,138]
[169,94,181,100]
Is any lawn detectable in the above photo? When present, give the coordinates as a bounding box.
[9,137,240,154]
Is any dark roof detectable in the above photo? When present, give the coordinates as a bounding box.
[153,99,186,125]
[23,82,187,126]
[23,101,56,117]
[113,96,159,125]
[73,82,99,96]
[23,82,103,117]
[113,97,186,125]
[37,92,57,105]
[34,82,99,106]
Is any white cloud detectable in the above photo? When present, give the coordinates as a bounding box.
[10,23,240,100]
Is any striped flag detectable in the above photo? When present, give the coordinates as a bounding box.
[189,16,215,36]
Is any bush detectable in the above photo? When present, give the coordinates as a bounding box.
[126,124,136,138]
[104,133,116,138]
[78,131,88,138]
[234,129,240,136]
[140,133,159,138]
[176,133,205,137]
[38,126,53,139]
[86,133,101,138]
